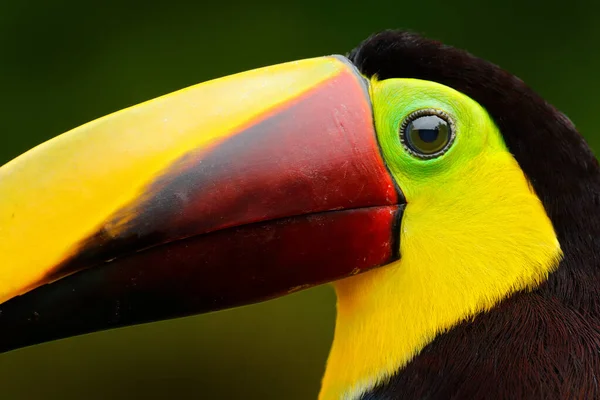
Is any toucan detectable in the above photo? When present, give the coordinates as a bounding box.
[1,30,598,399]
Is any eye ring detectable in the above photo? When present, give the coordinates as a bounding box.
[399,109,456,159]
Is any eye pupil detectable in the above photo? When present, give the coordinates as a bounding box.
[418,129,439,143]
[401,111,454,158]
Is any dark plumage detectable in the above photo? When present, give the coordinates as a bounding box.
[350,31,600,399]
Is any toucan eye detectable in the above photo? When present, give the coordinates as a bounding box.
[400,110,455,159]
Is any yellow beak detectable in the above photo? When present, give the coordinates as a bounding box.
[0,56,403,352]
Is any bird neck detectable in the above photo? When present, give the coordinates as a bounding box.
[354,165,600,399]
[318,153,564,400]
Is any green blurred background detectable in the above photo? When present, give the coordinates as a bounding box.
[0,1,598,399]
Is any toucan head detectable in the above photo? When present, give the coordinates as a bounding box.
[2,30,594,399]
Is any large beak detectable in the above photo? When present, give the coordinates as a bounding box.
[0,56,404,352]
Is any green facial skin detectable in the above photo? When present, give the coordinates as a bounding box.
[370,77,509,201]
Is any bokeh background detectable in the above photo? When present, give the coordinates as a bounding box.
[1,1,598,399]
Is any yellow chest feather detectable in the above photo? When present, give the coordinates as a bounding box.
[318,153,561,399]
